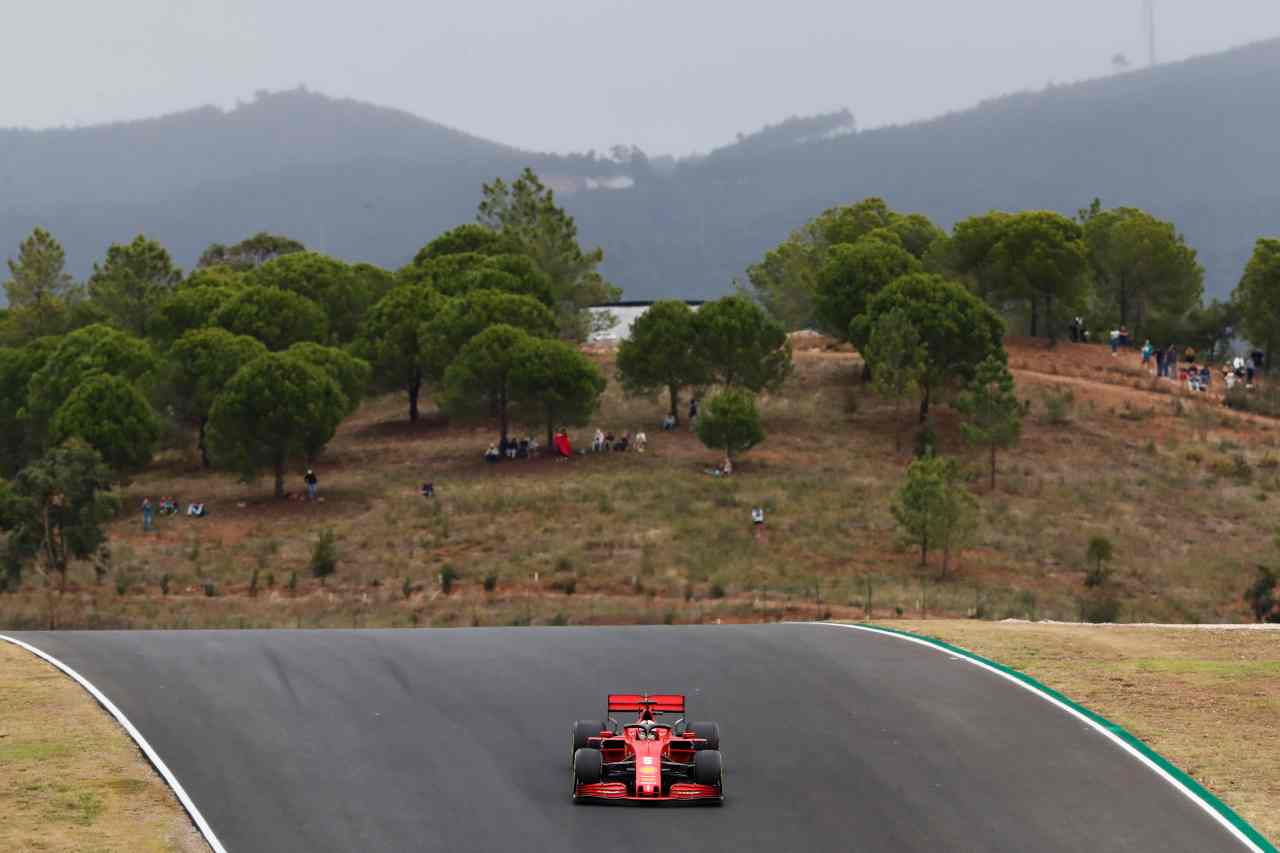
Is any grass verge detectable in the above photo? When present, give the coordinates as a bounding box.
[891,620,1279,846]
[0,641,210,853]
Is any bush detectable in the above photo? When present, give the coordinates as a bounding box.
[159,573,170,596]
[1040,389,1075,425]
[1243,565,1280,622]
[483,574,498,592]
[309,529,338,585]
[402,576,413,600]
[709,582,726,599]
[249,569,259,598]
[1259,452,1280,471]
[1084,536,1114,588]
[203,582,218,598]
[287,571,298,596]
[115,573,130,596]
[1208,454,1252,482]
[1078,595,1121,623]
[440,564,459,595]
[550,576,577,595]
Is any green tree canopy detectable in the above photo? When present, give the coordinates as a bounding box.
[616,300,709,423]
[814,239,920,344]
[930,211,1012,301]
[402,252,555,307]
[510,337,607,446]
[695,387,766,461]
[478,168,619,339]
[1232,238,1280,365]
[49,374,160,474]
[438,324,532,445]
[286,342,372,416]
[891,455,977,576]
[198,232,305,271]
[87,235,181,336]
[745,198,943,329]
[864,307,924,452]
[694,294,792,391]
[413,223,510,265]
[354,284,444,422]
[1084,207,1204,333]
[1,441,118,600]
[990,211,1089,340]
[212,286,328,351]
[26,324,157,438]
[4,228,76,339]
[955,355,1025,490]
[178,266,247,291]
[207,352,346,498]
[0,339,58,476]
[149,285,239,345]
[421,289,558,382]
[246,252,370,343]
[167,328,268,467]
[856,273,1005,421]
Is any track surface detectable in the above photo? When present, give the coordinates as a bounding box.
[10,624,1247,852]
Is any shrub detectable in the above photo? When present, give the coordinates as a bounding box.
[1259,452,1280,471]
[203,582,217,597]
[440,564,459,595]
[265,572,275,588]
[709,582,726,599]
[402,577,413,600]
[159,573,170,596]
[249,569,259,598]
[1040,389,1074,425]
[115,573,130,596]
[1243,565,1280,622]
[1184,448,1204,465]
[550,576,577,595]
[287,571,298,596]
[548,612,569,626]
[309,529,339,585]
[483,574,498,592]
[1084,536,1114,588]
[1078,595,1121,623]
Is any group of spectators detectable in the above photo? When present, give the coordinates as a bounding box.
[1137,339,1265,395]
[484,435,540,462]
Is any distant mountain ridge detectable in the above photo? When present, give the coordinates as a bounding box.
[2,40,1279,305]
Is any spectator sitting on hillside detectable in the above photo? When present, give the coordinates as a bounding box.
[614,431,630,452]
[592,429,605,452]
[421,482,434,498]
[517,437,530,459]
[484,443,500,463]
[528,436,539,455]
[1224,368,1238,391]
[661,413,676,431]
[1187,365,1201,391]
[1200,366,1212,390]
[634,431,647,453]
[604,431,615,451]
[1233,355,1246,377]
[187,502,206,517]
[1184,346,1196,364]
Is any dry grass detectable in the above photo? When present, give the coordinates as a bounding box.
[893,620,1280,844]
[0,642,209,852]
[2,339,1279,629]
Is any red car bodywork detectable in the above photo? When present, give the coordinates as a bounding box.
[573,693,722,804]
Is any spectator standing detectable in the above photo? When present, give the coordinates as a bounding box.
[1141,340,1153,370]
[142,497,154,532]
[1109,329,1120,356]
[1154,346,1166,379]
[688,397,699,431]
[304,469,318,500]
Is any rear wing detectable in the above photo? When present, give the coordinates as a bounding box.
[608,693,685,715]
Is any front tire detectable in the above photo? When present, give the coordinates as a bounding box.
[694,749,723,789]
[571,720,604,766]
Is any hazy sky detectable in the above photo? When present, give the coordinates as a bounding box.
[5,0,1280,155]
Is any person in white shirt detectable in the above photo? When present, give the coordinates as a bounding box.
[751,507,764,525]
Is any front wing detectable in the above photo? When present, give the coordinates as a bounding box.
[574,782,722,804]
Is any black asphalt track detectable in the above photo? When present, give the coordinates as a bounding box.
[9,624,1249,852]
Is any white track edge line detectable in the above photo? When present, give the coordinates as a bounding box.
[0,634,229,853]
[809,622,1265,853]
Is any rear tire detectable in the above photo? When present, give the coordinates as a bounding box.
[574,747,603,785]
[571,720,604,765]
[688,720,720,750]
[694,749,723,788]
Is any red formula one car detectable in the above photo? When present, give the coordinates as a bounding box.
[571,693,723,804]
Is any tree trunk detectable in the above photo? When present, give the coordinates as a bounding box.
[941,544,950,578]
[990,444,997,491]
[274,453,285,499]
[894,398,903,452]
[546,404,555,450]
[1045,294,1056,344]
[861,362,873,383]
[920,533,929,567]
[918,385,931,424]
[499,389,509,446]
[1119,275,1129,326]
[198,417,211,468]
[668,385,681,425]
[408,375,421,422]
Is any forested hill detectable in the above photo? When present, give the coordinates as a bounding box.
[2,38,1279,302]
